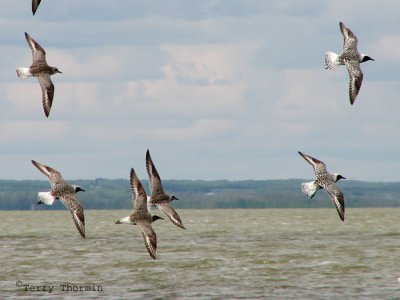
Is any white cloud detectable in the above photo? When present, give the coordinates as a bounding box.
[1,1,400,181]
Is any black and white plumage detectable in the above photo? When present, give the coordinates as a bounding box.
[16,32,62,117]
[31,160,86,238]
[298,151,346,222]
[146,149,185,229]
[116,168,163,260]
[325,22,374,105]
[32,0,42,15]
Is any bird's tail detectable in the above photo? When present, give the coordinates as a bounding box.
[301,181,320,199]
[16,67,31,80]
[324,52,340,69]
[37,192,56,205]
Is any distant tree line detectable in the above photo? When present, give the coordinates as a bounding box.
[1,178,400,210]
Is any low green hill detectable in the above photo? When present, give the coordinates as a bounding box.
[1,179,400,210]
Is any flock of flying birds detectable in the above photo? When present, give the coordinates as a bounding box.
[32,150,184,260]
[16,2,374,259]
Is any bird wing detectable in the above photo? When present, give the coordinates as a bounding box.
[32,0,42,15]
[320,180,345,222]
[25,32,47,66]
[130,168,148,211]
[156,202,185,229]
[37,76,55,117]
[298,151,327,176]
[31,160,64,187]
[339,22,358,53]
[60,195,86,238]
[146,149,165,195]
[345,61,363,105]
[137,222,157,259]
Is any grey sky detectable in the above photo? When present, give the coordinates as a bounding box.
[1,1,400,181]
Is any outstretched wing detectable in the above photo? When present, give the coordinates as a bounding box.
[345,61,363,105]
[130,168,148,211]
[31,160,64,187]
[25,32,47,66]
[146,149,165,196]
[298,151,327,176]
[60,195,86,238]
[37,76,55,117]
[320,180,345,222]
[32,0,42,15]
[137,222,157,259]
[156,203,185,229]
[339,22,358,53]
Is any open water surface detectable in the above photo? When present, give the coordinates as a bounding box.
[1,208,400,299]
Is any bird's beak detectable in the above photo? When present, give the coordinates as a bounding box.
[57,70,62,74]
[115,220,121,224]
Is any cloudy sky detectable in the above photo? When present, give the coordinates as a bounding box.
[1,0,400,181]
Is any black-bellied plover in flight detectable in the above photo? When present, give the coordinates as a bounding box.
[116,168,163,260]
[325,21,374,105]
[31,160,86,238]
[17,32,62,117]
[146,149,185,229]
[32,0,41,15]
[298,151,346,221]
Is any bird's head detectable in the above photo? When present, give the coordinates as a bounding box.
[73,185,85,193]
[152,215,164,222]
[333,174,346,182]
[361,54,374,63]
[53,67,62,74]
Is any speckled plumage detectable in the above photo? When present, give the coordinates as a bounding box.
[298,151,345,222]
[146,149,185,229]
[325,22,374,105]
[16,32,62,117]
[31,160,86,238]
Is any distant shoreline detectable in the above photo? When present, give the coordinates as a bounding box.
[1,178,400,210]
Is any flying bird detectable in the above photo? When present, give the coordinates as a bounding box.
[31,160,86,238]
[298,151,346,221]
[146,149,185,229]
[116,168,163,260]
[325,22,374,105]
[16,32,62,117]
[32,0,42,15]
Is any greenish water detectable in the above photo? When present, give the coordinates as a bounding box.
[1,208,400,299]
